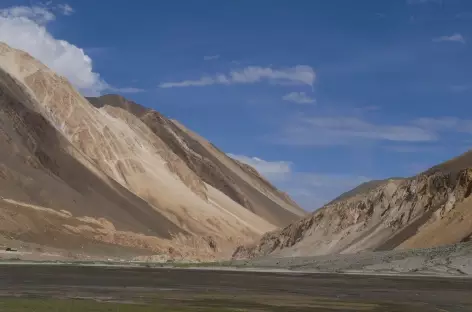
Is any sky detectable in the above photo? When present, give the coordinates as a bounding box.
[1,0,472,210]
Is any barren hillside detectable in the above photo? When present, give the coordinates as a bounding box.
[233,151,472,259]
[87,94,305,227]
[0,42,304,260]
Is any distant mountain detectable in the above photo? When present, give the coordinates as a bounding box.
[0,42,304,260]
[327,179,402,205]
[233,151,472,260]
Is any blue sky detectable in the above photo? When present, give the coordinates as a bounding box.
[1,0,472,209]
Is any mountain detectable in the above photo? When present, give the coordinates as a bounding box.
[233,151,472,259]
[86,94,305,227]
[0,42,304,260]
[326,178,402,205]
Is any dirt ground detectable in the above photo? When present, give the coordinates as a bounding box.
[0,264,471,311]
[231,241,472,276]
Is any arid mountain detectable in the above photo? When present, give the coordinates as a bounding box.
[326,179,396,205]
[233,151,472,259]
[86,94,305,227]
[0,42,304,260]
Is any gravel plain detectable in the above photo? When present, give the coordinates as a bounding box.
[230,242,472,277]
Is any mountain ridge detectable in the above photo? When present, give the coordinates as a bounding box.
[0,42,304,260]
[233,150,472,259]
[86,94,305,227]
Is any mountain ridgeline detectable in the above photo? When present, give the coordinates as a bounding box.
[0,42,305,260]
[233,152,472,259]
[4,41,471,263]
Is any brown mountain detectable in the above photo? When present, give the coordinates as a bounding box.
[86,94,305,227]
[0,42,304,260]
[233,152,472,259]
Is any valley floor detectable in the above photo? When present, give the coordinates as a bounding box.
[2,240,472,278]
[230,242,472,277]
[0,264,471,311]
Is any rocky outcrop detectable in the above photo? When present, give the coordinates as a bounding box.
[233,166,472,259]
[0,42,303,259]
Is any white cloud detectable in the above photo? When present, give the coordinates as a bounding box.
[228,153,292,181]
[282,92,315,104]
[433,33,466,44]
[0,5,56,24]
[57,4,74,16]
[159,76,224,88]
[277,116,436,146]
[159,65,316,88]
[108,87,146,94]
[0,3,106,96]
[0,4,140,96]
[274,114,472,148]
[413,117,472,133]
[228,153,369,210]
[203,54,220,61]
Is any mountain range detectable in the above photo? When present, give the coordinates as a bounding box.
[0,42,304,260]
[2,42,472,262]
[233,151,472,259]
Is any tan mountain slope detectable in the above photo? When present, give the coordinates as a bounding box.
[0,42,301,259]
[233,150,472,259]
[87,94,305,227]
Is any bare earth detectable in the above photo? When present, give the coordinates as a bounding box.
[231,242,472,277]
[0,264,471,311]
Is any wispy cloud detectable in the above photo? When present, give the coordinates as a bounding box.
[276,116,437,146]
[363,105,381,111]
[57,3,74,15]
[0,3,75,24]
[159,65,316,88]
[456,12,472,20]
[0,5,56,24]
[282,92,315,104]
[228,153,369,210]
[433,33,466,44]
[413,117,472,133]
[384,145,438,153]
[451,85,471,92]
[203,54,220,61]
[108,87,146,94]
[275,114,472,147]
[228,154,292,181]
[84,47,109,56]
[407,0,442,4]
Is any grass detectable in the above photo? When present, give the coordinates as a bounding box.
[0,296,418,312]
[0,298,243,312]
